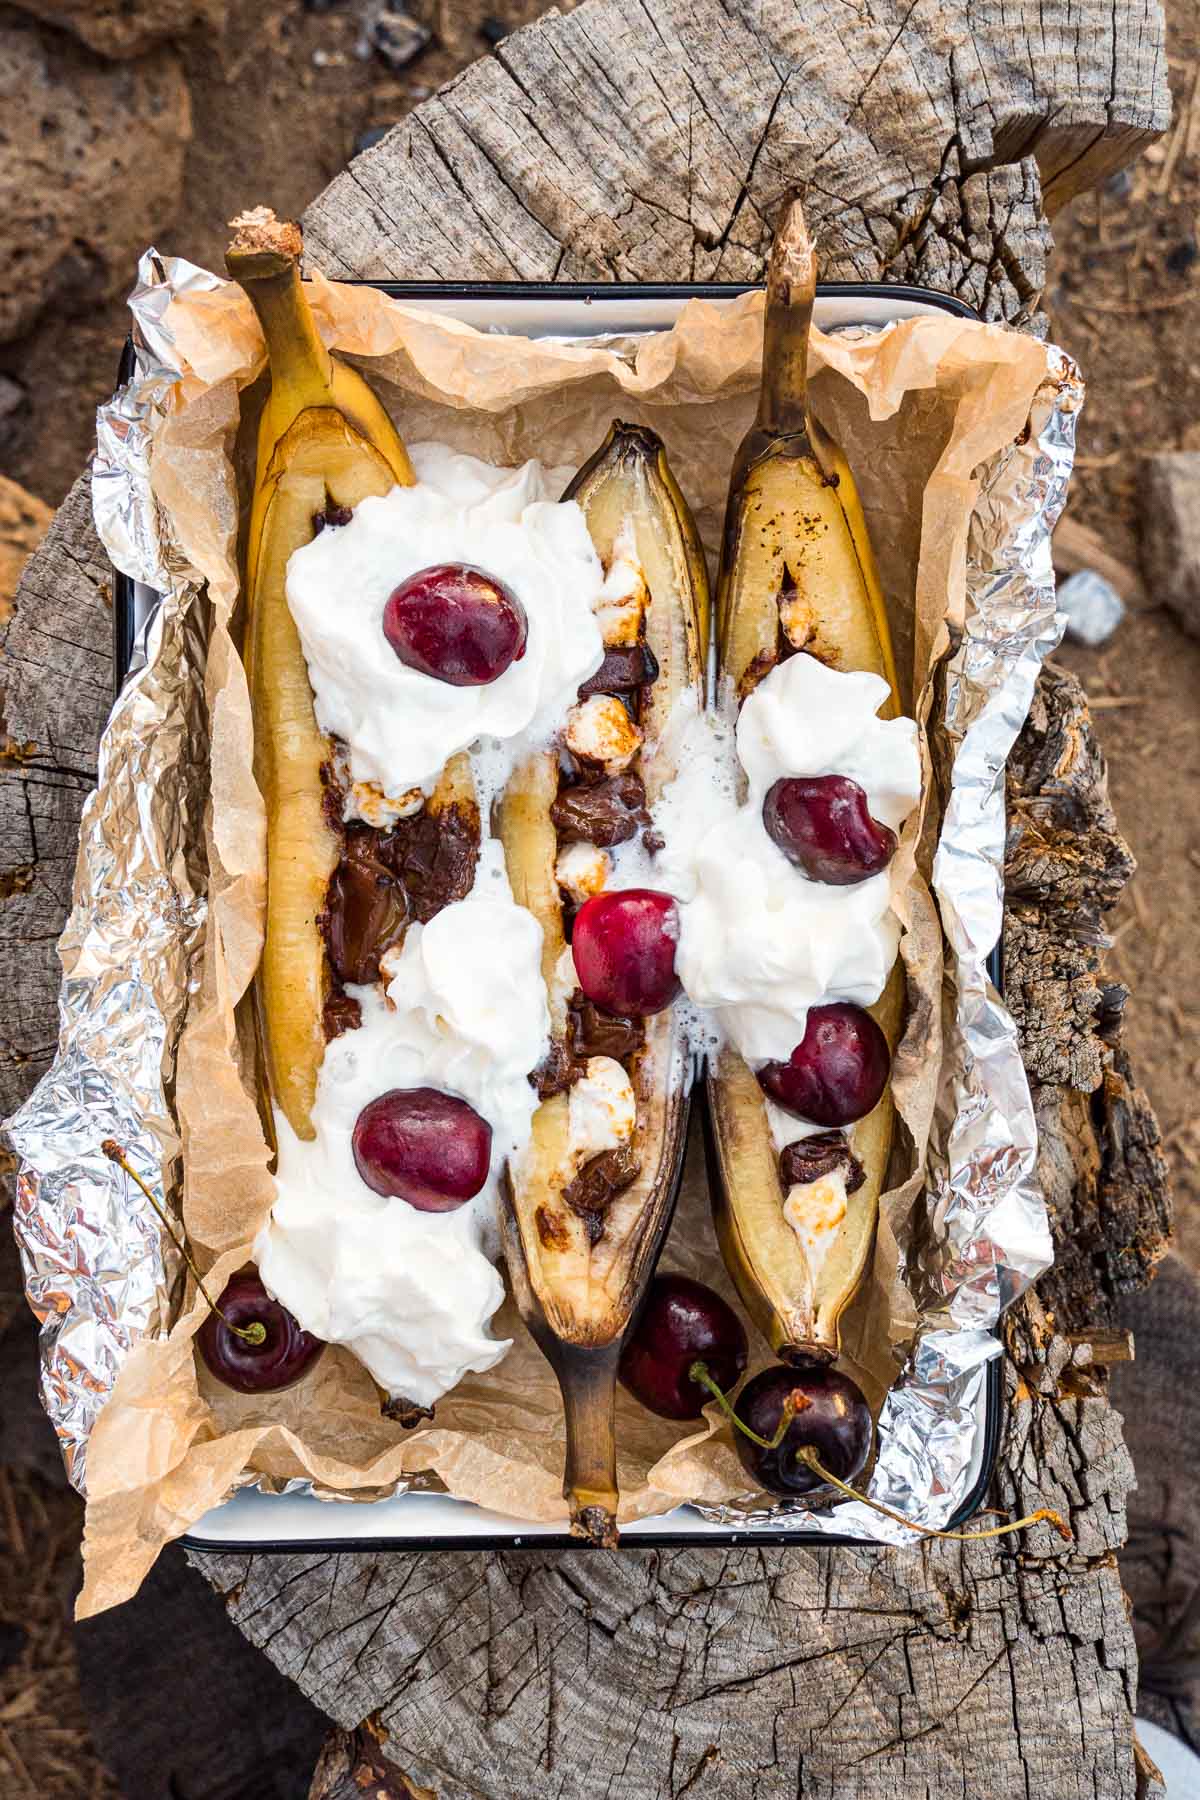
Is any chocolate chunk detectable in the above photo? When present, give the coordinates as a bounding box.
[322,983,363,1042]
[322,826,408,985]
[779,1130,865,1194]
[563,1144,641,1233]
[550,771,649,847]
[569,998,644,1063]
[382,801,479,923]
[312,503,353,534]
[577,642,660,699]
[533,1041,578,1099]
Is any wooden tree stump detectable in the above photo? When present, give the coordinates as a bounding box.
[0,1,1173,1796]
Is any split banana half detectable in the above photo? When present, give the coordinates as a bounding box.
[707,198,905,1365]
[499,424,708,1547]
[228,210,413,1142]
[230,221,708,1539]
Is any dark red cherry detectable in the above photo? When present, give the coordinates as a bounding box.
[571,888,681,1017]
[619,1273,749,1420]
[352,1087,491,1210]
[757,1002,889,1126]
[763,775,897,885]
[196,1272,324,1395]
[733,1364,872,1497]
[383,563,527,686]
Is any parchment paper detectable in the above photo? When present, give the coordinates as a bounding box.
[75,273,1053,1616]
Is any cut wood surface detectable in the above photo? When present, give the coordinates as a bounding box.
[0,0,1173,1795]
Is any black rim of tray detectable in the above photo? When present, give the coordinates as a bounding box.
[109,275,1005,1554]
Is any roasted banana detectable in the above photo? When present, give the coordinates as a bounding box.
[707,199,906,1364]
[227,210,413,1139]
[498,423,709,1547]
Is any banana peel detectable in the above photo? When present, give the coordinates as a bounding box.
[498,423,709,1546]
[228,209,413,1140]
[708,199,905,1364]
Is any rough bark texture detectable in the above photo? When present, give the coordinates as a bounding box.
[305,0,1168,325]
[0,1,1173,1795]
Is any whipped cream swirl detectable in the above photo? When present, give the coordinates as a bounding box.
[286,443,605,795]
[256,860,549,1408]
[620,653,921,1065]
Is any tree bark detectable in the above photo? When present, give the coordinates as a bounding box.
[0,0,1173,1794]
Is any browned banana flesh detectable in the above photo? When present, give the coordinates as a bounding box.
[228,211,413,1140]
[708,199,910,1365]
[497,422,709,1547]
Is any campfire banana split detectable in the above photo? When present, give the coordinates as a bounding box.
[702,199,921,1365]
[227,214,705,1530]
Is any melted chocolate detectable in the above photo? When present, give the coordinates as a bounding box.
[550,772,649,847]
[322,983,363,1042]
[779,1130,865,1194]
[563,1144,641,1239]
[577,642,660,699]
[382,802,479,923]
[322,827,408,985]
[532,1042,577,1100]
[569,999,644,1063]
[312,503,353,534]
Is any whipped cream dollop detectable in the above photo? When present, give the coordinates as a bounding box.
[617,654,921,1065]
[286,443,605,795]
[255,860,549,1407]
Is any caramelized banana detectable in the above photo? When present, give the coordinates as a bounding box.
[227,211,412,1139]
[708,201,905,1363]
[498,423,708,1546]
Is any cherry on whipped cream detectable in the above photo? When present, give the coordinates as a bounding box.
[353,1087,492,1209]
[756,1001,890,1126]
[383,563,527,687]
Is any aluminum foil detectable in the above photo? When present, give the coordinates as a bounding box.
[5,258,1077,1538]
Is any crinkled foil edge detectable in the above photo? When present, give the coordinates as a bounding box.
[6,259,1074,1536]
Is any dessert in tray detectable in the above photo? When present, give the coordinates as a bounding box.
[191,200,939,1546]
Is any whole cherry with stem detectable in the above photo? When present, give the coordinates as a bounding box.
[102,1140,323,1393]
[694,1360,1071,1544]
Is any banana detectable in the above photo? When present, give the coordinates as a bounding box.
[497,424,709,1546]
[707,199,905,1364]
[227,210,413,1140]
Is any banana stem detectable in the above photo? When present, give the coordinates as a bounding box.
[560,1348,621,1548]
[757,196,816,438]
[226,214,334,417]
[100,1141,266,1347]
[795,1449,1072,1544]
[688,1360,805,1450]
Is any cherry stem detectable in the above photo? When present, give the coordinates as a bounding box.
[101,1141,267,1347]
[688,1360,808,1452]
[795,1448,1072,1544]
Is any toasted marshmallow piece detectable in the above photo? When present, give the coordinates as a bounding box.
[347,779,423,828]
[594,522,648,646]
[568,1055,638,1166]
[556,841,611,905]
[782,1169,848,1281]
[564,693,644,775]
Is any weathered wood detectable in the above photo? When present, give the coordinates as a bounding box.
[0,1,1173,1795]
[0,473,110,1120]
[305,0,1168,323]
